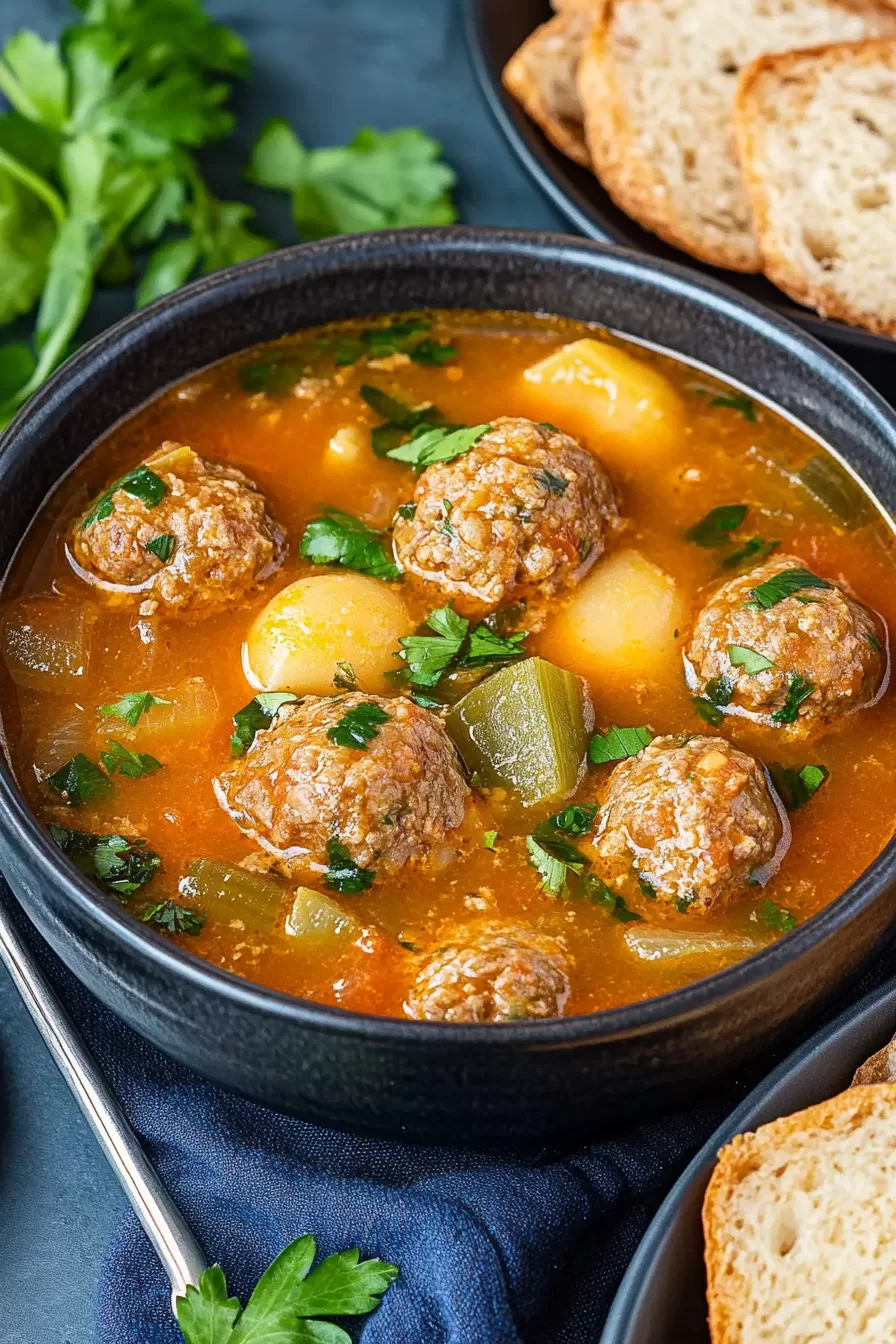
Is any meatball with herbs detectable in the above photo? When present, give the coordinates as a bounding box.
[392,417,618,615]
[405,922,570,1023]
[71,443,286,615]
[595,735,788,915]
[685,553,886,737]
[213,693,469,880]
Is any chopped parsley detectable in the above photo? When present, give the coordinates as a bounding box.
[482,830,499,851]
[396,502,417,520]
[685,504,748,546]
[526,805,597,897]
[50,825,161,898]
[99,740,162,779]
[692,697,724,727]
[768,762,829,812]
[240,355,305,395]
[539,422,562,433]
[324,837,376,893]
[588,725,653,765]
[711,392,757,421]
[720,537,781,571]
[98,691,169,727]
[551,803,598,835]
[359,384,445,456]
[727,645,774,675]
[81,466,167,529]
[47,754,112,806]
[771,674,815,725]
[461,624,527,667]
[145,533,176,562]
[638,877,657,900]
[706,675,735,707]
[333,661,357,691]
[327,702,389,750]
[397,605,527,688]
[439,499,455,537]
[409,693,442,709]
[299,509,402,581]
[676,891,696,914]
[322,321,457,368]
[141,900,204,935]
[410,338,458,366]
[760,898,797,932]
[386,422,490,468]
[745,567,833,610]
[866,632,883,654]
[533,468,568,496]
[230,693,298,756]
[583,873,643,922]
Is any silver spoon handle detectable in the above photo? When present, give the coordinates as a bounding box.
[0,895,207,1312]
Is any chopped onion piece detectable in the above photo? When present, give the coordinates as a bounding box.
[125,677,219,747]
[623,926,767,965]
[2,596,95,693]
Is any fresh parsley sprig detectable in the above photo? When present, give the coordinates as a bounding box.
[141,899,204,935]
[327,702,389,750]
[768,762,829,812]
[396,605,528,689]
[386,422,490,468]
[317,318,457,368]
[49,824,161,898]
[81,465,167,529]
[526,804,597,897]
[299,509,401,581]
[745,568,833,610]
[588,725,653,765]
[99,739,162,778]
[230,693,298,757]
[324,836,376,894]
[99,690,169,727]
[175,1234,398,1344]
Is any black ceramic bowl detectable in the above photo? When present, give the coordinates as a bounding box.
[2,227,896,1145]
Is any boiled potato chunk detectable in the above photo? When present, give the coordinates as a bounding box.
[245,573,414,696]
[546,550,686,682]
[522,338,684,466]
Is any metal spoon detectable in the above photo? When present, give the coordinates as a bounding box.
[0,894,207,1314]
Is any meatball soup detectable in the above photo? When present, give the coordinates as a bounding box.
[2,310,894,1022]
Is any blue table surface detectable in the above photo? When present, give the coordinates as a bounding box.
[0,2,562,1340]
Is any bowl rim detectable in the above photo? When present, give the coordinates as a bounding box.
[3,223,896,1046]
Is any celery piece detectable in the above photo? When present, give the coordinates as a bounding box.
[285,888,360,947]
[446,656,591,805]
[179,859,286,934]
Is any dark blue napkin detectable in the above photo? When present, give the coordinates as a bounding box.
[7,884,892,1344]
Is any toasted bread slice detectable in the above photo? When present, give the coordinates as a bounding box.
[736,38,896,336]
[578,0,896,272]
[503,11,600,167]
[703,1083,896,1344]
[853,1032,896,1085]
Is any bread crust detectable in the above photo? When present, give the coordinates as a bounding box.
[703,1083,896,1344]
[502,12,599,168]
[735,37,896,337]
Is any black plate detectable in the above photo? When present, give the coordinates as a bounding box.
[600,973,896,1343]
[464,0,895,359]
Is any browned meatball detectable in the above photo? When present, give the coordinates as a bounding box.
[213,693,469,879]
[71,443,285,615]
[685,553,887,738]
[405,922,570,1023]
[594,735,788,914]
[392,417,618,614]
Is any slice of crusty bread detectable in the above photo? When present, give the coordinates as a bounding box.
[736,38,896,336]
[703,1083,896,1344]
[577,0,896,272]
[502,10,601,168]
[853,1032,896,1084]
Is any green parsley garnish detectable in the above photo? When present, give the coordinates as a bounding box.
[539,422,562,433]
[866,632,883,654]
[588,725,653,765]
[99,740,162,779]
[98,691,169,728]
[175,1234,398,1344]
[230,693,298,756]
[299,509,402,581]
[81,466,167,529]
[692,698,724,727]
[461,624,527,667]
[327,702,389,750]
[49,825,161,898]
[768,762,829,812]
[638,877,657,900]
[439,499,455,537]
[771,674,815,725]
[526,804,598,897]
[710,392,757,421]
[396,502,417,520]
[727,645,774,675]
[240,355,305,396]
[409,693,442,710]
[583,873,643,922]
[533,468,568,496]
[141,900,204,936]
[482,830,498,851]
[324,837,376,894]
[720,537,781,571]
[745,568,833,610]
[386,422,490,468]
[47,754,112,806]
[551,803,598,835]
[411,338,458,366]
[318,321,458,370]
[685,504,748,546]
[396,605,527,688]
[676,891,696,914]
[692,674,734,725]
[145,533,176,562]
[333,661,357,691]
[760,898,797,932]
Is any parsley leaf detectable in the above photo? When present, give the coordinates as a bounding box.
[324,837,376,894]
[771,674,815,725]
[141,900,204,935]
[482,830,498,851]
[397,605,469,687]
[386,423,490,468]
[81,465,167,528]
[588,725,653,765]
[175,1265,241,1344]
[769,762,829,812]
[396,502,416,521]
[290,1244,400,1317]
[359,384,446,456]
[583,873,642,922]
[866,632,883,654]
[459,625,527,668]
[299,509,402,581]
[99,739,162,778]
[47,753,112,805]
[727,645,774,675]
[720,537,781,571]
[526,833,582,897]
[551,803,598,835]
[745,568,834,610]
[317,320,457,369]
[239,355,304,396]
[145,532,176,562]
[685,504,748,546]
[706,675,735,707]
[533,468,568,496]
[327,702,389,750]
[526,805,597,896]
[760,898,797,932]
[410,338,458,366]
[692,697,724,727]
[50,824,161,898]
[230,693,298,756]
[98,691,169,727]
[333,661,357,692]
[247,119,457,240]
[710,391,757,421]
